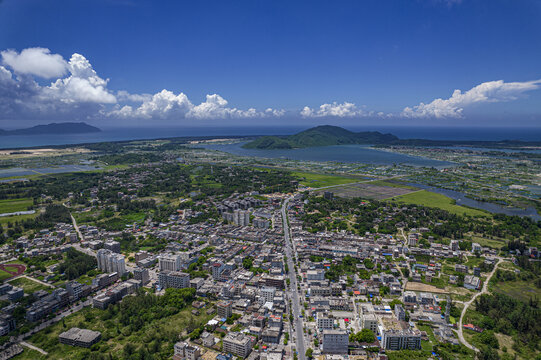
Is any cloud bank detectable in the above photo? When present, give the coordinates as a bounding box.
[0,47,539,123]
[401,79,541,118]
[0,47,284,122]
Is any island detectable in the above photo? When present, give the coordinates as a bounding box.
[0,122,101,136]
[243,125,541,149]
[242,125,399,149]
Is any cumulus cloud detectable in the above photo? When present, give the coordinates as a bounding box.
[0,47,284,122]
[300,102,370,118]
[402,79,541,118]
[112,91,284,120]
[46,53,116,104]
[1,47,68,78]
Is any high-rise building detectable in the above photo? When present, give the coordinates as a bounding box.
[159,254,181,272]
[97,249,126,275]
[133,267,150,285]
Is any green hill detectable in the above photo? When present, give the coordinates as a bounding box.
[243,125,399,149]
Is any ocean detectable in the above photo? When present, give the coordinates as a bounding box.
[1,125,541,150]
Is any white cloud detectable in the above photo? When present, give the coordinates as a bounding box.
[111,89,192,119]
[112,91,285,120]
[301,102,369,118]
[0,65,12,82]
[46,53,116,104]
[402,79,541,118]
[1,47,68,78]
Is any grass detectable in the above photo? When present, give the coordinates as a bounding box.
[12,348,47,360]
[391,190,489,217]
[0,269,13,281]
[0,198,33,213]
[8,277,52,294]
[468,235,507,249]
[369,180,417,189]
[492,280,541,303]
[0,212,38,226]
[292,171,360,188]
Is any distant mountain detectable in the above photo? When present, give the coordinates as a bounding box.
[0,122,101,136]
[242,125,399,149]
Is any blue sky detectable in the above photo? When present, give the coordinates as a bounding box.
[0,0,540,128]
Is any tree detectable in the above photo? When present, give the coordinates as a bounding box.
[305,348,313,359]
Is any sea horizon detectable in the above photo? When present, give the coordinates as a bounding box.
[1,125,541,150]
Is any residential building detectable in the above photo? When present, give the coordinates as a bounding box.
[97,249,126,275]
[322,329,349,354]
[223,332,253,358]
[134,267,150,285]
[217,300,233,319]
[159,254,181,272]
[158,271,190,289]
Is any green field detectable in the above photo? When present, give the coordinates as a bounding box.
[0,198,33,214]
[293,171,361,188]
[369,180,417,189]
[8,277,52,294]
[0,269,12,281]
[391,190,489,217]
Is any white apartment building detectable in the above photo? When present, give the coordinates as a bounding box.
[159,254,181,272]
[259,286,276,305]
[158,271,190,289]
[97,249,126,275]
[223,332,253,358]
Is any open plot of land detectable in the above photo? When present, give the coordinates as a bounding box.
[0,147,91,159]
[8,277,51,294]
[405,282,448,294]
[293,171,361,188]
[391,190,489,217]
[26,304,213,359]
[493,280,541,303]
[315,182,417,200]
[0,198,33,214]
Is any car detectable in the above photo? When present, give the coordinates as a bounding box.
[299,315,303,318]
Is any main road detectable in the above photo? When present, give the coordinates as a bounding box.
[282,196,306,360]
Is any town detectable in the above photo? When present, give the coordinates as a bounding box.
[0,146,539,360]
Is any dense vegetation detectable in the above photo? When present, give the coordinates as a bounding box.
[57,248,97,280]
[474,293,540,350]
[300,195,541,246]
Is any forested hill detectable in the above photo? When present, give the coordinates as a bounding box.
[242,125,541,150]
[242,125,398,149]
[0,122,101,136]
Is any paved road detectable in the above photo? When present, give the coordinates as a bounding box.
[282,197,306,360]
[9,274,55,288]
[13,299,92,346]
[457,257,503,351]
[20,341,47,355]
